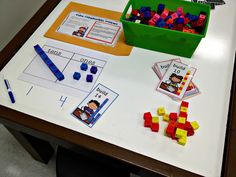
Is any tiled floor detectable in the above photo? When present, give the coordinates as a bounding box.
[0,125,56,177]
[0,123,163,177]
[0,1,57,177]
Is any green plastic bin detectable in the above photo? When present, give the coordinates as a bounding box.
[120,0,210,58]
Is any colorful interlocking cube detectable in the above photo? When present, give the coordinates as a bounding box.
[175,128,187,139]
[157,107,166,116]
[163,113,170,122]
[178,136,187,146]
[191,121,199,130]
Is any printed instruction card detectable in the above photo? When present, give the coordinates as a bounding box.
[156,60,197,100]
[57,11,122,47]
[71,83,119,127]
[153,58,200,99]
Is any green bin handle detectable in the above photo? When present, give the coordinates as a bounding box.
[120,0,132,22]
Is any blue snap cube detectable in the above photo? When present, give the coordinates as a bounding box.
[157,4,165,14]
[86,74,93,82]
[73,72,81,80]
[80,63,88,71]
[156,18,166,27]
[143,11,151,19]
[34,44,64,81]
[90,66,98,74]
[128,15,138,22]
[50,65,58,72]
[56,72,65,81]
[44,59,52,65]
[140,6,151,14]
[176,18,184,24]
[168,24,174,29]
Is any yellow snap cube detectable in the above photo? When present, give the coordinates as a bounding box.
[180,106,188,113]
[157,107,165,116]
[175,128,187,139]
[163,114,170,122]
[178,136,187,146]
[152,116,159,123]
[178,117,186,124]
[191,121,200,130]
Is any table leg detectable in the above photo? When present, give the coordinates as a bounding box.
[5,126,54,164]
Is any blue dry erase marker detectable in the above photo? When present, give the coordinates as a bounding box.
[4,79,15,103]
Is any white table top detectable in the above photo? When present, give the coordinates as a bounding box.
[0,0,236,176]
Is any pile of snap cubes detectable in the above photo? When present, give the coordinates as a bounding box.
[126,3,207,34]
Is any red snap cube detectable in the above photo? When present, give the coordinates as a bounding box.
[181,101,189,108]
[169,113,178,121]
[177,123,186,130]
[143,112,152,120]
[151,123,159,132]
[179,112,188,118]
[144,119,152,127]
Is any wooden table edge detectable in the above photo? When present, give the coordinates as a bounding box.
[0,0,235,176]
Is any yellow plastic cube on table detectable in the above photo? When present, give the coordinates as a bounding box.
[152,116,159,123]
[191,121,200,130]
[180,106,188,113]
[175,128,187,139]
[178,136,187,146]
[178,117,186,124]
[163,114,170,122]
[157,107,165,116]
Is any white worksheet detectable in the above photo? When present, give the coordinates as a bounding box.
[19,40,108,97]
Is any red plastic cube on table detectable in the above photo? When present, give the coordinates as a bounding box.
[144,119,152,127]
[181,101,189,108]
[151,123,159,132]
[177,123,186,130]
[143,112,152,120]
[166,121,177,137]
[179,112,188,119]
[169,112,178,121]
[185,121,195,136]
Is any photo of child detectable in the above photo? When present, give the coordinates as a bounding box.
[72,26,88,37]
[82,100,100,117]
[72,100,100,124]
[71,83,118,128]
[160,73,183,93]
